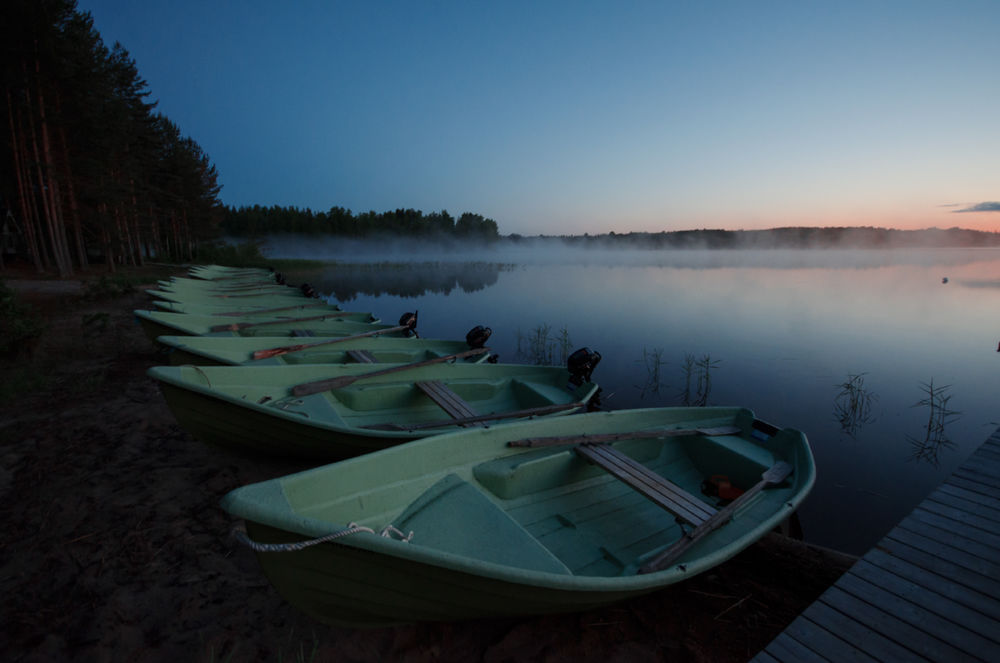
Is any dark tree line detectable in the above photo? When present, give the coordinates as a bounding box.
[223,205,500,242]
[1,0,223,275]
[543,226,1000,249]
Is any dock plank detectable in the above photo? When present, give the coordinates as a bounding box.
[834,572,996,659]
[862,548,1000,621]
[781,615,879,663]
[926,489,1000,523]
[752,427,1000,662]
[765,633,831,663]
[881,531,1000,595]
[804,598,928,662]
[937,481,1000,509]
[893,515,1000,570]
[903,506,1000,551]
[850,559,1000,646]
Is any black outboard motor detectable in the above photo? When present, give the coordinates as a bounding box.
[300,283,318,298]
[466,325,498,362]
[399,311,419,337]
[465,325,492,349]
[567,347,602,387]
[274,272,286,285]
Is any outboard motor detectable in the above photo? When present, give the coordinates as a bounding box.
[399,311,419,337]
[274,272,286,285]
[567,347,602,387]
[300,283,318,298]
[465,325,492,349]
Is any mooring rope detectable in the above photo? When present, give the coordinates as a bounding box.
[231,523,413,553]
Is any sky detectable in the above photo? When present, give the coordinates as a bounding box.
[80,1,1000,236]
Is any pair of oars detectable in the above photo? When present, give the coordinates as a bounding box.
[291,347,490,396]
[208,310,370,333]
[251,320,418,360]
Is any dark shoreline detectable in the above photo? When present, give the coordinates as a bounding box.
[1,273,856,661]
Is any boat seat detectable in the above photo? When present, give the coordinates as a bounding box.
[576,443,717,526]
[346,349,377,364]
[415,381,486,427]
[396,473,571,575]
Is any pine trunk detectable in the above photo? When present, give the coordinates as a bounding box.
[6,89,44,272]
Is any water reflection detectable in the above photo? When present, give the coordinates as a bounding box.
[634,347,668,399]
[833,373,878,439]
[906,379,960,467]
[308,262,511,300]
[679,353,721,406]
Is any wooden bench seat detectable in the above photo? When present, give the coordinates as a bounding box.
[346,349,377,364]
[575,443,717,526]
[415,380,486,426]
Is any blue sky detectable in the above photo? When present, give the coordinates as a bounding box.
[81,1,1000,235]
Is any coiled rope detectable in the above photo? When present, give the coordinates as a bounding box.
[231,523,413,553]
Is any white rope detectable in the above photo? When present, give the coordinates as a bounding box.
[231,522,413,553]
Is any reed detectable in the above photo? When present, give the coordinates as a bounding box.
[678,353,720,406]
[635,346,667,398]
[906,379,960,466]
[833,372,878,438]
[515,323,573,365]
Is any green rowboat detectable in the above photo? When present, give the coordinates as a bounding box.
[188,265,276,280]
[134,310,382,343]
[148,361,600,460]
[157,334,493,366]
[152,300,339,317]
[220,406,814,625]
[146,289,317,305]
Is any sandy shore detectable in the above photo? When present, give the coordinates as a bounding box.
[0,272,854,662]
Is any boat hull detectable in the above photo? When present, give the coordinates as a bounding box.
[157,335,490,366]
[150,362,599,460]
[221,407,815,625]
[134,310,384,344]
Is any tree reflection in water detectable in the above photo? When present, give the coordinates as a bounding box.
[307,262,510,300]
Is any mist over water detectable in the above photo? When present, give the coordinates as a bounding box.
[262,234,1000,271]
[278,243,1000,554]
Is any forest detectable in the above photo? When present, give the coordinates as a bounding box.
[1,0,226,276]
[222,205,500,242]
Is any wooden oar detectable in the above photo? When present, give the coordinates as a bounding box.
[508,425,742,448]
[251,324,414,360]
[363,401,586,431]
[638,460,793,574]
[291,348,490,396]
[209,311,371,333]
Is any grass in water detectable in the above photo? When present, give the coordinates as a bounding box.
[635,347,668,399]
[515,323,573,365]
[833,372,878,438]
[678,353,720,406]
[906,379,960,466]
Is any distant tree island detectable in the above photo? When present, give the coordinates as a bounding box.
[223,205,500,242]
[224,205,1000,250]
[520,226,1000,249]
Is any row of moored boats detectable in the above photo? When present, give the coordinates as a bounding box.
[141,264,815,627]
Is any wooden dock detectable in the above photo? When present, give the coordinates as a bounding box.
[751,428,1000,662]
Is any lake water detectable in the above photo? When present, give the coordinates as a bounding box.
[278,245,1000,555]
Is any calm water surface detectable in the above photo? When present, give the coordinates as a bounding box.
[281,247,1000,554]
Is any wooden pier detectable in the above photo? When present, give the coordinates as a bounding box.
[751,428,1000,662]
